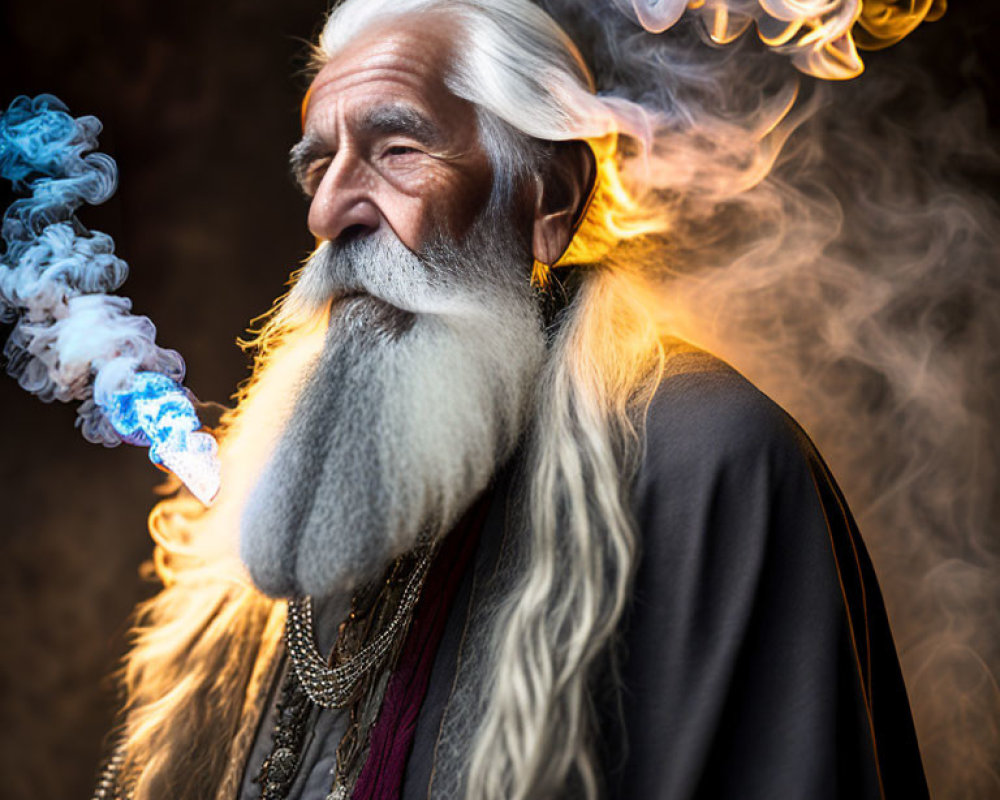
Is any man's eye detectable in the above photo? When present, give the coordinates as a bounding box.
[383,145,419,158]
[301,158,332,195]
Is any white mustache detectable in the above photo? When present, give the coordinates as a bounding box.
[291,224,533,322]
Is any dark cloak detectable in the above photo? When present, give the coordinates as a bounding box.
[242,349,928,799]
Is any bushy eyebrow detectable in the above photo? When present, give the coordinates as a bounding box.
[289,104,443,190]
[359,104,442,147]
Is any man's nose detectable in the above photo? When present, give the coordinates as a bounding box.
[307,153,382,242]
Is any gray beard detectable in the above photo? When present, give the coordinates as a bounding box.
[239,215,545,600]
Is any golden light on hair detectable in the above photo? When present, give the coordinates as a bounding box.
[555,134,667,269]
[530,259,553,290]
[110,255,335,797]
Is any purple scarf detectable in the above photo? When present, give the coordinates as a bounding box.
[352,494,491,799]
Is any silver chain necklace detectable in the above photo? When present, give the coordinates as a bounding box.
[284,546,434,709]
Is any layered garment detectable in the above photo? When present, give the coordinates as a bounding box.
[236,349,928,799]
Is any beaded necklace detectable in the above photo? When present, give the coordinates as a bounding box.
[255,546,434,800]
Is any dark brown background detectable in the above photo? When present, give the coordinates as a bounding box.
[0,2,996,798]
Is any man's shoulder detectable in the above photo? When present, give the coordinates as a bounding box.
[637,343,813,485]
[630,343,837,583]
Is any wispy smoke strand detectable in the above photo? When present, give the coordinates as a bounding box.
[0,94,220,504]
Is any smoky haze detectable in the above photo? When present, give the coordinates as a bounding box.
[546,1,1000,796]
[0,1,997,799]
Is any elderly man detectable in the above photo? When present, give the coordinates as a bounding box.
[96,1,929,799]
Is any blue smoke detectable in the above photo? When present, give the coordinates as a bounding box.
[0,94,220,504]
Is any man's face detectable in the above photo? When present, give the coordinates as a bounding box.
[238,20,546,600]
[294,19,496,251]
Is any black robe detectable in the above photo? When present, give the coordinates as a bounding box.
[243,350,928,799]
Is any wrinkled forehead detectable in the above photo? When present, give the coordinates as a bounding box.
[301,16,467,133]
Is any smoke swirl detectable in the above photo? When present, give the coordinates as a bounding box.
[0,94,220,503]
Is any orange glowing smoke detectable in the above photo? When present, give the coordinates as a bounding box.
[625,0,945,78]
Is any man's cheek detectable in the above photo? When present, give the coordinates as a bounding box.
[385,174,488,247]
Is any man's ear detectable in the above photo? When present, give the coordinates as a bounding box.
[532,140,596,266]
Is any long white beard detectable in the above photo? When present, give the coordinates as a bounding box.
[239,217,545,600]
